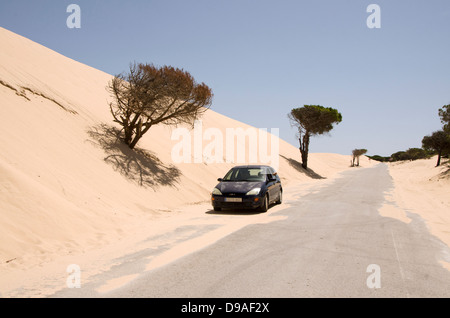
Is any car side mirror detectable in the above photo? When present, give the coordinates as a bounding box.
[217,178,223,182]
[267,175,276,182]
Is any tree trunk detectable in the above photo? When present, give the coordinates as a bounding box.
[124,126,133,147]
[299,133,310,170]
[128,123,142,150]
[129,135,140,150]
[436,149,442,167]
[128,122,152,150]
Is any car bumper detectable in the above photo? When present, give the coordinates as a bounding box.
[211,195,264,210]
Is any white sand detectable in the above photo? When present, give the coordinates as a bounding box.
[1,27,447,297]
[0,27,368,296]
[385,158,450,248]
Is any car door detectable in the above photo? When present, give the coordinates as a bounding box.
[266,168,278,202]
[270,167,282,200]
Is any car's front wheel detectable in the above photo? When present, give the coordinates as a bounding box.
[259,194,269,212]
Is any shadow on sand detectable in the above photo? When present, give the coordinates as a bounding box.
[86,124,181,189]
[205,209,263,216]
[205,201,280,215]
[436,164,450,180]
[280,154,325,180]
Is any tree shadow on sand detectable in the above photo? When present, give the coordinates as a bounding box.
[280,154,325,180]
[86,124,181,189]
[435,161,450,180]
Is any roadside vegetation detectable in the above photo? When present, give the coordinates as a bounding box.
[351,149,368,167]
[369,104,450,167]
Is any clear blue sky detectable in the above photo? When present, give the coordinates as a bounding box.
[1,0,449,156]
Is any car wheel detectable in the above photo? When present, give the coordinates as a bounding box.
[214,207,222,212]
[276,191,282,204]
[259,194,269,212]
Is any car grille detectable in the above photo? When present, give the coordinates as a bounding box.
[222,192,245,197]
[221,201,254,208]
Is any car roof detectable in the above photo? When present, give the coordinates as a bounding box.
[231,165,274,169]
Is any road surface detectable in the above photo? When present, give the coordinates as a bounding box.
[53,164,450,297]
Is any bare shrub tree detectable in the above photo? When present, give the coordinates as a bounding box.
[351,149,367,167]
[108,63,213,149]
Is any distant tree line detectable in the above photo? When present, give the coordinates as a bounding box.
[368,105,450,167]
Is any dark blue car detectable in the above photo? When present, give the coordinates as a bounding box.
[211,165,282,212]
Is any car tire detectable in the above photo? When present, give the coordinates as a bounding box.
[259,194,269,212]
[214,207,222,212]
[276,190,282,204]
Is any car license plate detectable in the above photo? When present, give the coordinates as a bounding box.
[225,197,242,202]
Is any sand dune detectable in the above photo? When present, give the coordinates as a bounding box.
[0,27,373,295]
[0,28,450,296]
[4,26,448,297]
[385,157,450,251]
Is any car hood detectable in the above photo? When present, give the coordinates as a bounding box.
[215,181,264,194]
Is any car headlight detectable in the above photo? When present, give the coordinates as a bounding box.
[212,188,222,195]
[246,188,261,196]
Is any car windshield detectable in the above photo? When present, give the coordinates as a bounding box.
[222,167,270,182]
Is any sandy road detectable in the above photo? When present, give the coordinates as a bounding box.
[53,164,450,298]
